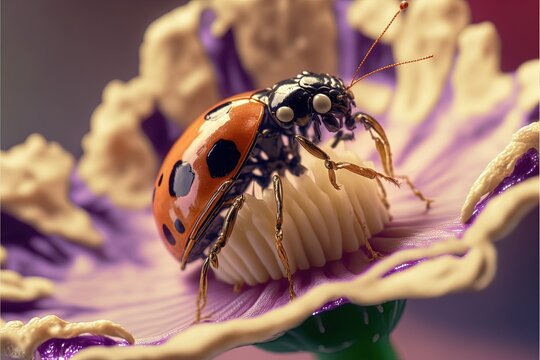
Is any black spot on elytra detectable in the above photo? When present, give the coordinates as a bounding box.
[206,139,241,178]
[205,101,232,121]
[169,161,195,197]
[157,173,163,186]
[174,219,185,234]
[162,224,176,245]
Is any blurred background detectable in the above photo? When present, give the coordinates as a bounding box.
[2,1,538,359]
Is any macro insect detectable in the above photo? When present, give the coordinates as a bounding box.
[152,1,432,322]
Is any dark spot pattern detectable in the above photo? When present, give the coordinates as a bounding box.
[174,219,185,234]
[157,173,163,186]
[206,139,241,178]
[169,161,195,197]
[162,224,176,245]
[205,101,232,121]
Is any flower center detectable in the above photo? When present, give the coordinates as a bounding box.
[213,143,391,286]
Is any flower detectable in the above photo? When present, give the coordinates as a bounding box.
[1,0,538,359]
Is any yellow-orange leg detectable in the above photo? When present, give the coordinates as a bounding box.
[272,174,296,300]
[294,135,399,190]
[195,195,245,323]
[355,112,433,210]
[351,204,383,261]
[295,135,397,261]
[375,177,391,211]
[396,175,434,210]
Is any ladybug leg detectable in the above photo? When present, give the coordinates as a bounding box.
[233,282,244,293]
[394,175,434,209]
[196,195,245,323]
[182,180,234,269]
[375,177,391,211]
[294,135,398,190]
[293,137,386,262]
[334,162,398,186]
[354,112,433,210]
[363,234,383,261]
[330,130,355,148]
[353,113,394,176]
[351,205,383,261]
[272,174,296,301]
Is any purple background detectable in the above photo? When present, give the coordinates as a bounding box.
[1,1,538,359]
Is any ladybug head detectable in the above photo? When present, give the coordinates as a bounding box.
[267,71,355,133]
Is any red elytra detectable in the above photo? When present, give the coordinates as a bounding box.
[152,93,265,264]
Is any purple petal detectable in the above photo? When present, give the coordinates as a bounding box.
[37,336,128,360]
[140,109,182,161]
[334,0,395,81]
[199,10,255,97]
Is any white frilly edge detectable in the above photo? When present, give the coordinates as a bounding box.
[461,122,539,222]
[0,316,134,360]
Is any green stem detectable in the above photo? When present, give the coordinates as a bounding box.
[256,301,405,359]
[316,336,398,360]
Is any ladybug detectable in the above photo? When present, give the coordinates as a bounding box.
[152,0,432,321]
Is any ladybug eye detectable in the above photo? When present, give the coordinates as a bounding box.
[276,106,294,123]
[313,93,332,114]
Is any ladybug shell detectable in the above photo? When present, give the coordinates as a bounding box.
[152,93,265,262]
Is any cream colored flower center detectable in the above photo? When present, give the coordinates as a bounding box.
[213,143,390,286]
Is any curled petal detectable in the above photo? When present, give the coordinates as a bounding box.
[0,316,133,360]
[461,122,539,222]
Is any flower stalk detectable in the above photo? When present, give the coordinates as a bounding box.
[256,300,405,359]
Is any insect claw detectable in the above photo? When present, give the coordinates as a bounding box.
[386,176,400,187]
[328,168,341,190]
[367,251,384,262]
[210,254,219,268]
[395,175,433,209]
[233,283,244,293]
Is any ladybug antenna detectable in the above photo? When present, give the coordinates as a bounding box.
[347,0,410,90]
[352,55,434,85]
